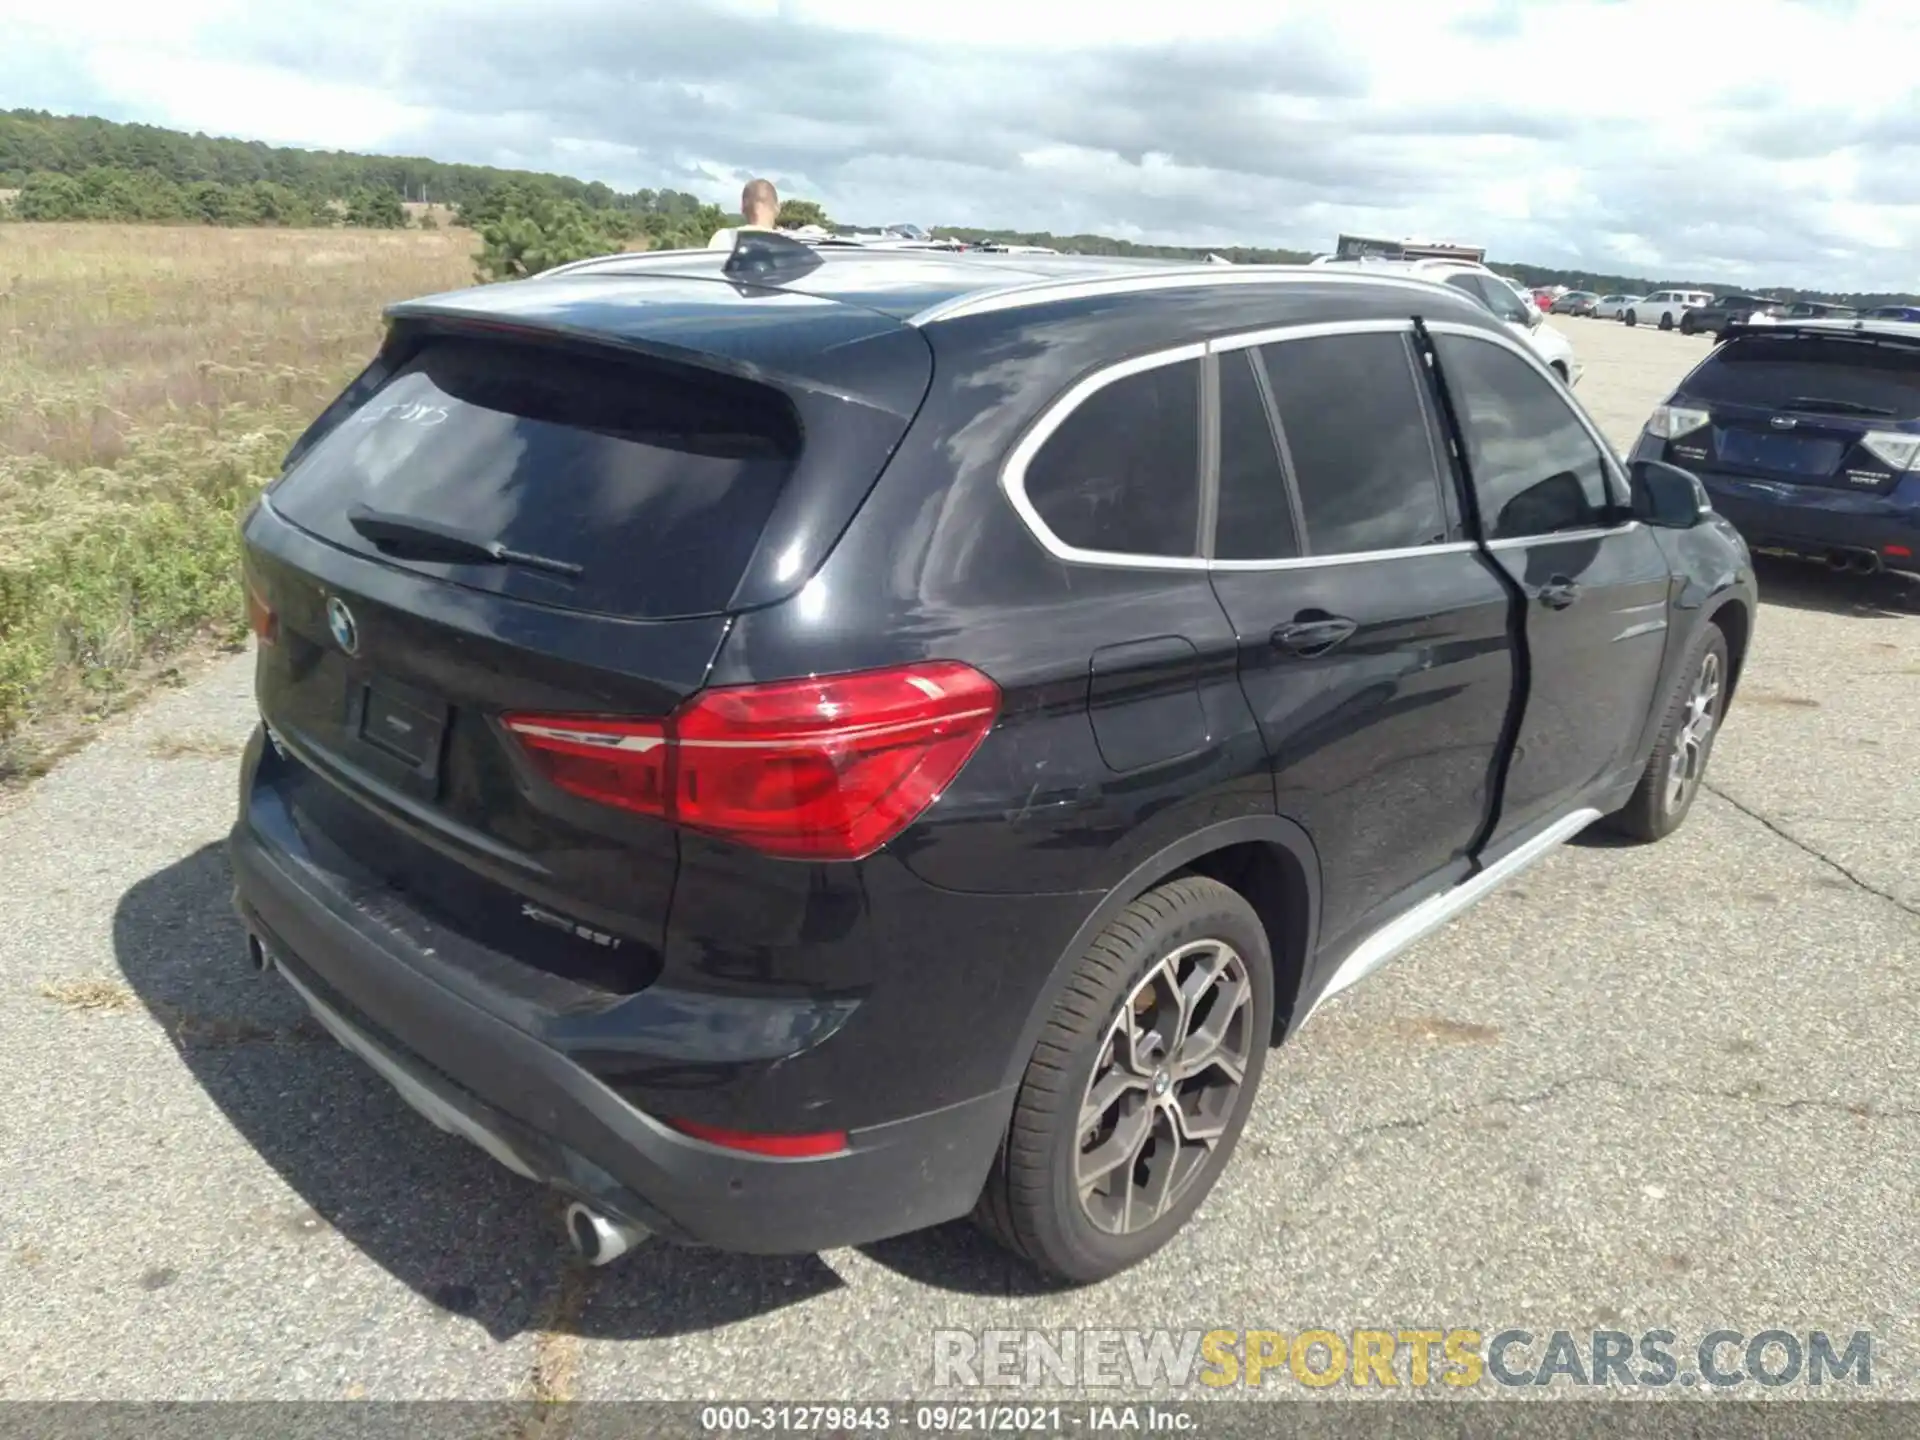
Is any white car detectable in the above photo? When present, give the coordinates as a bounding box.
[1592,294,1641,320]
[1623,290,1713,331]
[1313,258,1583,385]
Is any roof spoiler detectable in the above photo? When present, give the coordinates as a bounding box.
[723,229,826,283]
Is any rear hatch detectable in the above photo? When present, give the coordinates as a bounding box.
[1666,329,1920,496]
[243,274,934,997]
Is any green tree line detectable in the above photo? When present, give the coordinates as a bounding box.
[1,108,717,227]
[3,108,620,210]
[459,181,735,277]
[3,166,407,227]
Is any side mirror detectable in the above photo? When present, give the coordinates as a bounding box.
[1498,470,1595,536]
[1630,459,1711,528]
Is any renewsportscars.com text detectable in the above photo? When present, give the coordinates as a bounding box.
[933,1327,1874,1390]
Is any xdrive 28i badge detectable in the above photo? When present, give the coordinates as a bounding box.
[325,597,360,656]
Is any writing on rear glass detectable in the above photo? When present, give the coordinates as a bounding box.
[355,401,450,427]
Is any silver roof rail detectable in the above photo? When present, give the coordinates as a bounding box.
[907,265,1468,327]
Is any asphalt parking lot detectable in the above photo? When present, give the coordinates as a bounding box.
[2,316,1916,1403]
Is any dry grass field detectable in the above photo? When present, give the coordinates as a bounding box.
[0,222,472,775]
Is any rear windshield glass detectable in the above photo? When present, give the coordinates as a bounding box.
[272,337,800,619]
[1683,334,1920,419]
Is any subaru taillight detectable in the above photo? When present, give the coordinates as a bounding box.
[503,661,1000,861]
[1859,431,1920,472]
[1646,404,1711,440]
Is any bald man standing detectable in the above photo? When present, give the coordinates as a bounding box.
[708,177,780,248]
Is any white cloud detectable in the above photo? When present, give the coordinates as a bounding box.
[6,0,1920,289]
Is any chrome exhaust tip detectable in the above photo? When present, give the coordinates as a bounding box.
[1851,551,1882,576]
[565,1202,648,1266]
[247,935,274,973]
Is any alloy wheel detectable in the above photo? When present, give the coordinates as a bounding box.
[1074,939,1254,1236]
[1665,650,1721,812]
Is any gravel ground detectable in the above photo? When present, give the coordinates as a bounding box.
[1,315,1915,1407]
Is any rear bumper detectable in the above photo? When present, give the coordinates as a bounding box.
[229,731,1029,1254]
[1683,467,1920,569]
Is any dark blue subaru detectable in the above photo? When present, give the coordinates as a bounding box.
[1633,318,1920,577]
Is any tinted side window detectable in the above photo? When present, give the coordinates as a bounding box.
[1435,333,1615,540]
[1024,360,1201,557]
[1260,332,1448,556]
[1214,351,1300,560]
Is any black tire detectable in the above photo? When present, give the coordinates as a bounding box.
[1624,310,1638,327]
[1605,624,1730,843]
[1679,313,1697,335]
[1660,312,1675,331]
[974,876,1274,1284]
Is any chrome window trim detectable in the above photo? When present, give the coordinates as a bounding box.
[1001,317,1498,574]
[1208,317,1414,351]
[1208,541,1479,572]
[911,267,1468,328]
[998,341,1213,572]
[1424,319,1634,509]
[1484,524,1641,551]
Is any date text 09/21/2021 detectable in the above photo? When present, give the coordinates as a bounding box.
[698,1406,1178,1433]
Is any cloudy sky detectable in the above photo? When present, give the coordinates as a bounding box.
[4,0,1917,289]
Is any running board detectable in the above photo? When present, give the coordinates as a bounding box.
[1300,808,1602,1026]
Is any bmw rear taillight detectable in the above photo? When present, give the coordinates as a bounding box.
[245,582,278,646]
[503,661,1000,861]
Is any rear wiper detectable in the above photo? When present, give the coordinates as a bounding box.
[1785,395,1897,417]
[346,505,584,579]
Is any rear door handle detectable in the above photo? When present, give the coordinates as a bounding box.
[1271,616,1358,657]
[1539,577,1582,609]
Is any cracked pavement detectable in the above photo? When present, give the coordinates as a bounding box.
[1,318,1916,1402]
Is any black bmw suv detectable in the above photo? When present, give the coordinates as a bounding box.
[231,235,1756,1282]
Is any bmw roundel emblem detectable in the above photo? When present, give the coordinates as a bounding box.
[325,596,360,655]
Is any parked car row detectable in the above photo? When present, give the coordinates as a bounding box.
[1310,256,1583,384]
[1537,287,1916,339]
